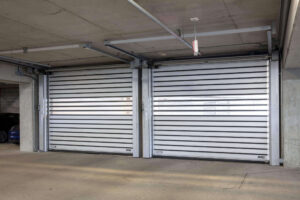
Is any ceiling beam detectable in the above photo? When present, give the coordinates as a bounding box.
[0,55,50,70]
[106,26,272,45]
[0,44,85,55]
[0,43,130,63]
[82,44,130,63]
[104,43,146,60]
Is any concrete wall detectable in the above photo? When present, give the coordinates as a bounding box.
[0,87,19,113]
[19,82,36,152]
[0,62,36,152]
[283,0,300,69]
[282,68,300,168]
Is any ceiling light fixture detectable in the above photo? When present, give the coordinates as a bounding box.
[190,17,201,56]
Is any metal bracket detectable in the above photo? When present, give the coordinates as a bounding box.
[130,59,153,69]
[16,66,38,80]
[23,47,28,53]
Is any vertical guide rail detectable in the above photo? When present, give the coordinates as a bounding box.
[38,75,48,152]
[267,31,272,56]
[132,68,141,157]
[269,52,280,165]
[142,65,153,158]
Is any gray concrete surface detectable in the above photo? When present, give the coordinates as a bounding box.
[0,143,299,200]
[283,0,300,68]
[0,62,31,83]
[0,86,19,113]
[282,68,300,168]
[0,63,36,152]
[19,81,36,152]
[0,0,280,66]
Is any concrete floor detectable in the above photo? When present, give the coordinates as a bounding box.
[0,144,299,200]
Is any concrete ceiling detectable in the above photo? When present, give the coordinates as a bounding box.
[0,0,281,67]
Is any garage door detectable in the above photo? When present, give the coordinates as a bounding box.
[48,65,135,154]
[152,60,270,161]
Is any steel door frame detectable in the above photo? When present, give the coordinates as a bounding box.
[142,54,280,165]
[39,65,140,157]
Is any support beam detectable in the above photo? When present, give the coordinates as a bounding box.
[128,0,192,49]
[82,44,130,63]
[0,43,130,64]
[20,80,37,152]
[0,55,50,70]
[0,44,84,55]
[107,26,271,45]
[105,43,144,60]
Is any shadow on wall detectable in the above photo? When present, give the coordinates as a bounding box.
[0,86,19,113]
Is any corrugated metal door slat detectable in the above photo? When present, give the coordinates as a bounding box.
[152,60,270,161]
[48,66,133,154]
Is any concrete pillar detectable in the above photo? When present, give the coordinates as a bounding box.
[19,81,36,152]
[0,62,37,152]
[282,69,300,168]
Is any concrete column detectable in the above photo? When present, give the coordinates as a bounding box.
[19,81,36,152]
[282,69,300,168]
[0,62,37,152]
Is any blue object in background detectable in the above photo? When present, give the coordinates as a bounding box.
[8,125,20,143]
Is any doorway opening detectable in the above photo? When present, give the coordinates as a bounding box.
[0,82,20,152]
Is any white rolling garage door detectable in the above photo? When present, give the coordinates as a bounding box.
[152,60,270,161]
[48,65,134,154]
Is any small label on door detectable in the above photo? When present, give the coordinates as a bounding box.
[155,150,163,155]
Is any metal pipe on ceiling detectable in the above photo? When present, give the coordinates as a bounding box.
[0,44,85,55]
[153,51,269,63]
[106,26,272,45]
[127,0,193,49]
[0,43,130,63]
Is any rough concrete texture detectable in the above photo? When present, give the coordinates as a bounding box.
[282,69,300,168]
[0,0,280,66]
[0,86,19,113]
[0,144,300,200]
[283,0,300,68]
[19,81,36,152]
[0,63,31,83]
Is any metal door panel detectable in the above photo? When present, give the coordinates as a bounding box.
[48,65,136,154]
[152,59,270,161]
